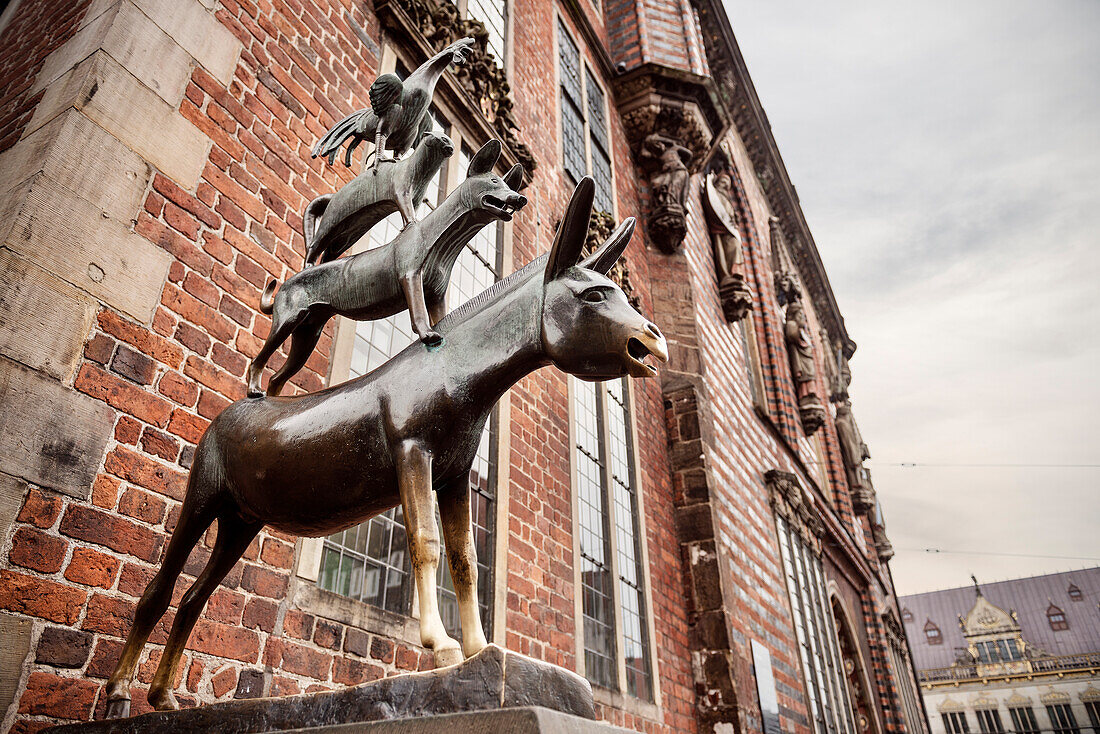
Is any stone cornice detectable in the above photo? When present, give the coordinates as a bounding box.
[691,0,856,358]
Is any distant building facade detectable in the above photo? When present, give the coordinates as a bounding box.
[900,570,1100,734]
[0,0,926,732]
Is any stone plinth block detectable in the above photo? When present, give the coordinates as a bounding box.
[44,646,595,734]
[278,707,634,733]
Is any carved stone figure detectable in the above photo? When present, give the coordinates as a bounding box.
[835,399,875,513]
[702,170,753,321]
[312,37,475,168]
[780,274,827,434]
[302,131,455,267]
[640,133,692,253]
[102,177,667,718]
[246,141,526,397]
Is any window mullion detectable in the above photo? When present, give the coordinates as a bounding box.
[597,383,628,693]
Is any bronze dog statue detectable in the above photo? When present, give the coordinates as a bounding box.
[102,177,667,717]
[302,131,455,267]
[247,139,526,397]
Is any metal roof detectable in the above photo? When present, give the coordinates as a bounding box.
[898,567,1100,671]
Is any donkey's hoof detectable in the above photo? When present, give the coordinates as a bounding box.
[433,645,463,668]
[421,331,444,349]
[149,689,179,712]
[104,697,131,719]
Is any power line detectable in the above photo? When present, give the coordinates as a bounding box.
[881,462,1100,468]
[898,548,1100,562]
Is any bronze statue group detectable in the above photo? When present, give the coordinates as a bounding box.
[101,38,668,720]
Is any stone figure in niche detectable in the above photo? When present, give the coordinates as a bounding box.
[835,399,875,513]
[312,37,476,168]
[246,141,527,397]
[640,132,692,253]
[101,177,667,718]
[702,170,753,321]
[302,131,456,267]
[779,273,827,434]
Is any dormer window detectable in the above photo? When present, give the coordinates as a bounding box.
[1047,604,1069,631]
[925,620,943,645]
[1068,584,1082,601]
[901,607,913,623]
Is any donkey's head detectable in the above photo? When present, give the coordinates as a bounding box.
[458,140,527,223]
[541,178,668,380]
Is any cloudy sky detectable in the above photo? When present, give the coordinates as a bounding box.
[726,1,1100,594]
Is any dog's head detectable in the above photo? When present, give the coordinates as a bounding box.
[457,140,527,222]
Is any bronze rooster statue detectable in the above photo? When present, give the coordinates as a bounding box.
[312,37,475,170]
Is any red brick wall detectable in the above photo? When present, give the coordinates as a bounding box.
[0,0,92,152]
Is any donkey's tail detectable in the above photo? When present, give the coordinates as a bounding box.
[259,280,277,314]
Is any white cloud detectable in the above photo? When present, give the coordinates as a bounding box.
[726,0,1100,593]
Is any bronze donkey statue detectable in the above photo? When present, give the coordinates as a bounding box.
[102,177,667,718]
[246,139,526,397]
[302,130,455,268]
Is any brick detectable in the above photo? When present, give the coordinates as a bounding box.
[75,363,172,428]
[0,570,87,624]
[59,504,163,563]
[168,408,209,444]
[189,619,259,664]
[141,426,180,461]
[197,389,231,420]
[282,610,313,640]
[242,598,277,633]
[234,669,264,699]
[394,644,419,671]
[117,486,168,525]
[104,445,188,500]
[183,271,221,307]
[241,564,288,599]
[18,671,97,720]
[17,487,63,529]
[344,628,370,658]
[110,344,158,385]
[264,638,330,678]
[83,592,135,636]
[158,371,200,407]
[175,321,212,356]
[65,547,120,588]
[162,284,235,342]
[84,334,115,365]
[36,627,93,668]
[260,538,294,569]
[206,588,245,625]
[211,666,238,697]
[114,415,142,444]
[97,310,185,368]
[91,475,121,509]
[333,656,383,686]
[212,341,248,376]
[370,636,394,664]
[9,526,67,573]
[313,620,341,650]
[184,355,246,400]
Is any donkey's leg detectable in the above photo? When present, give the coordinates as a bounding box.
[438,476,488,658]
[266,314,326,396]
[247,307,306,397]
[399,273,442,346]
[396,440,462,667]
[147,511,262,711]
[427,296,446,329]
[104,490,218,718]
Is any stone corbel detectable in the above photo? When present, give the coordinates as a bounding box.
[765,470,823,553]
[613,64,721,253]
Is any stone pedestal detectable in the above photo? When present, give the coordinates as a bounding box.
[44,646,595,734]
[279,707,632,733]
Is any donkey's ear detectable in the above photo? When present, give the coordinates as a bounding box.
[467,139,502,176]
[545,177,595,284]
[580,217,635,275]
[503,163,524,191]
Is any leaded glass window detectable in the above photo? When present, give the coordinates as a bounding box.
[572,378,652,699]
[776,516,856,734]
[977,709,1005,734]
[1009,707,1039,734]
[558,22,614,213]
[319,119,503,638]
[943,712,971,734]
[466,0,507,67]
[1046,704,1080,734]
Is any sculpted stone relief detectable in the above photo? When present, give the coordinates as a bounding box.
[776,272,827,435]
[702,168,753,321]
[640,132,693,253]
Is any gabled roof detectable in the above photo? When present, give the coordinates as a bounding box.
[898,568,1100,670]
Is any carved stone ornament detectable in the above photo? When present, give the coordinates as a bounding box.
[871,521,895,562]
[779,275,826,435]
[612,64,721,253]
[835,399,875,515]
[581,209,640,310]
[765,469,823,552]
[702,170,753,321]
[376,0,537,183]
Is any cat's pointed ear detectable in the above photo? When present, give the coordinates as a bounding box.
[467,139,502,176]
[580,218,635,274]
[503,163,524,191]
[545,177,595,284]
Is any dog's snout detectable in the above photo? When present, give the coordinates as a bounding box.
[512,194,528,209]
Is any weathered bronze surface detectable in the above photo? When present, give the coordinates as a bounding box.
[246,140,526,397]
[102,177,667,718]
[312,37,475,168]
[55,646,595,733]
[302,131,455,267]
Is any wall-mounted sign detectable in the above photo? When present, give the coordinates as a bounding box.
[753,639,782,734]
